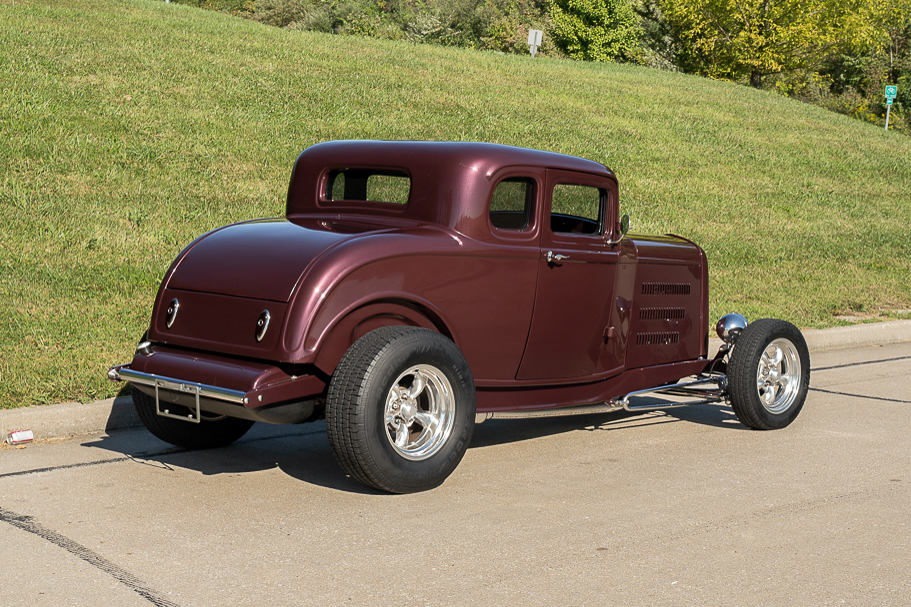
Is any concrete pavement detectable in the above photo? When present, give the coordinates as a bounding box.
[1,331,910,605]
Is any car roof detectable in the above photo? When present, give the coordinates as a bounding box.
[291,140,612,176]
[285,140,617,236]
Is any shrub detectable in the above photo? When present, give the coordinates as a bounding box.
[251,0,310,26]
[174,0,255,17]
[633,0,677,70]
[243,0,558,54]
[548,0,639,61]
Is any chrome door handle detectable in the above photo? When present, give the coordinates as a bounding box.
[546,251,569,263]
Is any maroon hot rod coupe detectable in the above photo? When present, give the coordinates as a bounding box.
[109,141,810,493]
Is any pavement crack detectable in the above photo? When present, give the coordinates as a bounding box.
[0,505,181,607]
[0,457,133,479]
[813,355,911,372]
[809,387,911,404]
[0,447,192,479]
[0,428,320,479]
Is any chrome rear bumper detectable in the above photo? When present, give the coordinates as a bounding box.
[108,365,248,405]
[106,340,328,410]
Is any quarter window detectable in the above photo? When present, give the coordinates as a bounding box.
[489,177,534,231]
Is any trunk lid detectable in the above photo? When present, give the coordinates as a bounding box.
[167,218,369,302]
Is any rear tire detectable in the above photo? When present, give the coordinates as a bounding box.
[728,318,810,430]
[326,326,476,493]
[132,389,254,449]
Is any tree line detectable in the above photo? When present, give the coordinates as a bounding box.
[181,0,909,133]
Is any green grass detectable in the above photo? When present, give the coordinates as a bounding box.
[2,0,910,407]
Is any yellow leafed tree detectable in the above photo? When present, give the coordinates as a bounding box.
[659,0,881,86]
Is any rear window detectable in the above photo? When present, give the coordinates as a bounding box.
[325,169,411,205]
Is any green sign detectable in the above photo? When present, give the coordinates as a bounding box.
[885,85,897,99]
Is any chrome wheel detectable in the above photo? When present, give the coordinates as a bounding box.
[727,318,810,430]
[756,338,801,414]
[384,364,455,461]
[326,326,476,493]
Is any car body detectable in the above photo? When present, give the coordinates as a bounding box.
[110,140,810,492]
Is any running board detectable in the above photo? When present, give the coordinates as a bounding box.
[476,402,624,423]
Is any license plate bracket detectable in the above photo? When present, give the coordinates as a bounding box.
[154,378,202,424]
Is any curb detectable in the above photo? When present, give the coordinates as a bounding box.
[1,396,140,443]
[707,318,911,357]
[4,320,911,443]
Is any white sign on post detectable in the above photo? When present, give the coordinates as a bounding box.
[528,29,543,58]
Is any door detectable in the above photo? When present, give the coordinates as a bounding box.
[516,170,622,381]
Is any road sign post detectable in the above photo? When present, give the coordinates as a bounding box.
[528,29,543,58]
[885,85,897,131]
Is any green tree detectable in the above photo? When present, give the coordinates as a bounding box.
[867,0,911,88]
[549,0,640,61]
[659,0,871,87]
[816,0,911,129]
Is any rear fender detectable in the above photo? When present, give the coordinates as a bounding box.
[313,301,451,375]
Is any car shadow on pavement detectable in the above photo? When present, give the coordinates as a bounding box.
[84,401,745,493]
[83,422,382,494]
[660,402,750,429]
[468,400,747,449]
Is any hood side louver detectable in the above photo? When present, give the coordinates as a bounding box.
[641,282,691,296]
[639,307,686,321]
[635,332,680,346]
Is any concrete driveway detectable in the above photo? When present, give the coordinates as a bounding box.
[2,341,910,606]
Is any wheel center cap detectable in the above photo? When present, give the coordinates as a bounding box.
[399,400,417,423]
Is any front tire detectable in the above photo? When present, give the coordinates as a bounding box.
[326,326,476,493]
[132,389,254,449]
[727,318,810,429]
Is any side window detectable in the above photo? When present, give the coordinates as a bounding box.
[550,184,603,234]
[326,170,410,205]
[489,177,534,231]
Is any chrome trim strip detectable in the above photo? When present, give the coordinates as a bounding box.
[476,402,624,423]
[111,366,248,405]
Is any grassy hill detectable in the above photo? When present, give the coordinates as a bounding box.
[2,0,910,407]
